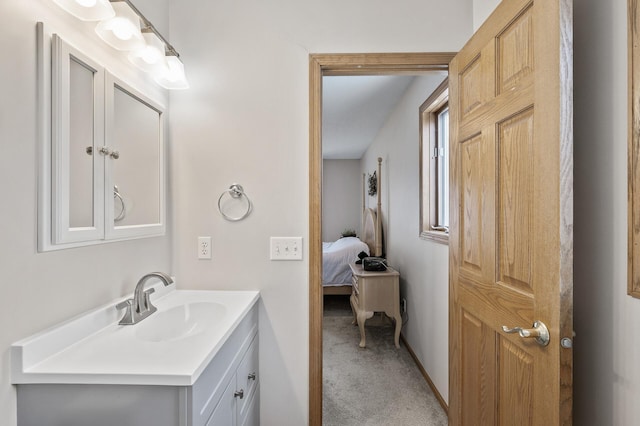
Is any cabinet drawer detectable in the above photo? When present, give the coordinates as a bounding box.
[351,292,359,310]
[351,274,359,294]
[236,336,259,425]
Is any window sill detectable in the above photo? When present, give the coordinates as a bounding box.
[420,230,449,245]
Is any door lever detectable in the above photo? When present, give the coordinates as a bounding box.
[501,320,550,346]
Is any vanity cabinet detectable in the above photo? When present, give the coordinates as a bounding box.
[15,303,259,426]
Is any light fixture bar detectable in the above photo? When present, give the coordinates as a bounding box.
[53,0,188,88]
[112,0,179,58]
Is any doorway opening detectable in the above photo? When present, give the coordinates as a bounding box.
[308,53,455,426]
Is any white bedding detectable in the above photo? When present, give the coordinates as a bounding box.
[322,237,370,286]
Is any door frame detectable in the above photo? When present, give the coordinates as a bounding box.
[308,52,456,425]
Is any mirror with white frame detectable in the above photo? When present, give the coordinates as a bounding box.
[105,74,165,239]
[51,33,105,245]
[39,27,166,251]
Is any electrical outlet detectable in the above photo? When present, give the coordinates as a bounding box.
[402,298,407,314]
[198,236,211,259]
[270,237,303,260]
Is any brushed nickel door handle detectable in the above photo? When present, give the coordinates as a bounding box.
[501,320,550,346]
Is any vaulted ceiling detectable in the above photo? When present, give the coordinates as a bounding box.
[322,75,414,159]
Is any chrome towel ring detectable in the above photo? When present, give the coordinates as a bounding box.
[218,184,252,221]
[114,185,126,222]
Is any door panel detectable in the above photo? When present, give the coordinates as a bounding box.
[449,0,573,424]
[498,337,534,425]
[497,5,534,94]
[460,310,496,426]
[497,108,534,293]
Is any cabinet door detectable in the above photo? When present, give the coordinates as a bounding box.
[51,34,105,244]
[104,72,166,240]
[206,378,236,426]
[236,336,259,425]
[239,389,259,426]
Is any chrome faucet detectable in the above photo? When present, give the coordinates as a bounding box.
[116,272,174,325]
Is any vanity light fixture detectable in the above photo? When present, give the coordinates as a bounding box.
[154,55,189,90]
[95,1,144,51]
[52,0,115,21]
[52,0,188,89]
[128,31,166,72]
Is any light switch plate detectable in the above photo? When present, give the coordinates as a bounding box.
[270,237,303,260]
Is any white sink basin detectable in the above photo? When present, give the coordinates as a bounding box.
[11,285,260,386]
[135,302,226,342]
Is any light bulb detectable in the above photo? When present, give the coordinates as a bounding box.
[142,49,162,64]
[52,0,114,21]
[75,0,97,7]
[111,19,134,40]
[154,56,189,89]
[95,2,144,51]
[128,32,166,72]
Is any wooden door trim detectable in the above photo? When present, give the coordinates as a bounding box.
[309,52,455,426]
[629,0,640,298]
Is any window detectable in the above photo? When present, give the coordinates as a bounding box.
[420,78,449,244]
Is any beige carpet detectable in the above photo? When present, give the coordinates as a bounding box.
[322,296,447,426]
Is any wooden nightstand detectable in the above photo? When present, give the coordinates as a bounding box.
[349,263,401,348]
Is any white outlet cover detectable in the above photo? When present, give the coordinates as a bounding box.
[198,236,212,259]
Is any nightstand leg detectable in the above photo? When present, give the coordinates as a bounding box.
[392,313,402,348]
[356,311,368,348]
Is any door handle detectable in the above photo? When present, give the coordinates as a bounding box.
[501,320,550,346]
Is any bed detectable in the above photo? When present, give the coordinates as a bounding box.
[322,158,384,295]
[322,237,370,290]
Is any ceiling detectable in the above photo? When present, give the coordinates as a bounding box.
[322,75,415,159]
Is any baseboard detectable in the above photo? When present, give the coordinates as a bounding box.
[400,333,449,416]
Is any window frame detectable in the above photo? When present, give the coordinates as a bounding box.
[419,78,449,244]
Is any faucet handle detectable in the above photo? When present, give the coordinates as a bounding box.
[116,299,133,310]
[116,299,136,325]
[143,288,157,313]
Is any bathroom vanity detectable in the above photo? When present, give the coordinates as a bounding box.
[12,286,260,426]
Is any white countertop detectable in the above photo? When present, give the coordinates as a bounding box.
[11,284,260,386]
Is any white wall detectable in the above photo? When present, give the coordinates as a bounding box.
[573,0,640,424]
[0,1,172,425]
[168,1,473,424]
[360,74,450,401]
[473,0,501,31]
[322,160,362,242]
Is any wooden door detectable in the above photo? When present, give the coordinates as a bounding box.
[448,0,573,424]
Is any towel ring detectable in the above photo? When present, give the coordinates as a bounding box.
[114,185,126,222]
[218,184,252,221]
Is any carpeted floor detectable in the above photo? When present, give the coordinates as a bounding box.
[322,295,447,426]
